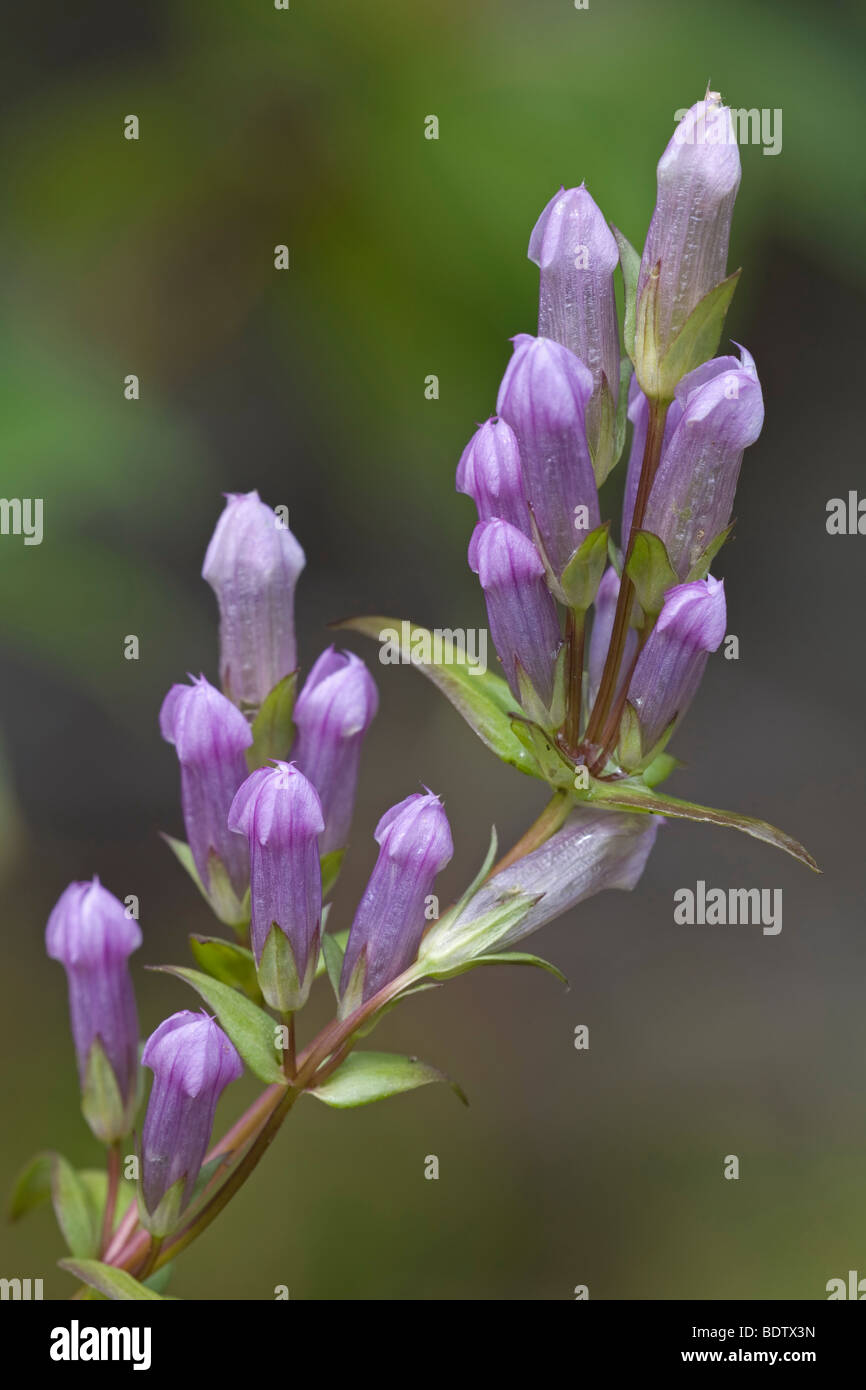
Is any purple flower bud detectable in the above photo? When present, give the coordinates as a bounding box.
[528,184,620,449]
[627,576,726,753]
[141,1010,242,1234]
[46,879,141,1139]
[433,806,660,958]
[202,491,306,709]
[341,791,453,1005]
[228,761,323,1009]
[638,95,741,355]
[456,417,531,542]
[160,676,253,900]
[496,334,600,575]
[587,566,638,709]
[292,648,378,855]
[470,519,562,709]
[642,347,764,577]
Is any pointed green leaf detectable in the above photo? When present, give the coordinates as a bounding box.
[247,672,298,771]
[149,965,285,1084]
[626,530,678,617]
[612,225,641,360]
[321,931,345,999]
[586,776,819,871]
[510,719,576,791]
[59,1258,172,1301]
[81,1039,132,1146]
[189,935,263,1004]
[143,1262,174,1295]
[333,616,543,779]
[657,269,741,398]
[468,951,568,986]
[560,523,610,611]
[8,1151,54,1221]
[51,1155,99,1258]
[310,1051,467,1108]
[684,523,735,583]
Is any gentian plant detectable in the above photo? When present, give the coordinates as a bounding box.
[10,92,816,1301]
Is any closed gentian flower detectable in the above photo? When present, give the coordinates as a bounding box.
[456,417,531,541]
[421,805,660,968]
[160,676,253,912]
[587,566,638,709]
[528,184,620,454]
[637,94,741,361]
[470,518,562,710]
[202,490,306,710]
[496,334,600,575]
[292,648,379,854]
[642,347,764,577]
[140,1010,243,1236]
[228,761,324,1011]
[46,879,141,1143]
[340,791,453,1009]
[627,575,726,756]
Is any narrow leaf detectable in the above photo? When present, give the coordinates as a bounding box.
[51,1155,99,1258]
[149,966,285,1084]
[59,1258,172,1301]
[189,935,263,1004]
[8,1151,54,1221]
[469,951,569,986]
[310,1051,467,1108]
[333,616,542,779]
[247,672,298,771]
[612,225,641,360]
[658,269,741,398]
[320,932,345,999]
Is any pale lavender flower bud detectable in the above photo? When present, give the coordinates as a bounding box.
[341,791,453,1005]
[587,566,638,709]
[638,95,741,355]
[642,347,764,577]
[46,878,141,1138]
[496,334,600,575]
[528,184,620,448]
[438,806,660,956]
[228,761,323,1009]
[160,676,253,898]
[141,1010,242,1234]
[470,519,562,708]
[202,490,306,709]
[456,417,531,543]
[292,648,379,854]
[628,576,726,752]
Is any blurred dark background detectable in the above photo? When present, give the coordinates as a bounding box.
[1,0,864,1299]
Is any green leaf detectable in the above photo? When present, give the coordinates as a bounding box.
[465,951,568,986]
[314,927,348,980]
[310,1051,467,1108]
[81,1039,132,1146]
[333,616,543,779]
[59,1258,172,1301]
[143,1262,174,1295]
[684,523,735,583]
[560,523,610,611]
[77,1169,135,1226]
[613,225,641,360]
[586,776,819,871]
[510,719,576,792]
[320,931,346,999]
[640,751,679,789]
[51,1155,99,1258]
[626,530,678,617]
[149,965,285,1084]
[320,848,345,900]
[189,935,263,1004]
[247,672,298,771]
[8,1151,54,1221]
[657,269,741,399]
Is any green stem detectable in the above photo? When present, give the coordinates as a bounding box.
[485,790,572,877]
[100,1142,121,1257]
[562,609,585,755]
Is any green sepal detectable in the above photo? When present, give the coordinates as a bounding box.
[560,522,610,611]
[320,848,345,900]
[59,1257,174,1301]
[454,951,568,987]
[625,529,678,618]
[161,834,250,938]
[510,718,576,792]
[51,1154,100,1258]
[320,931,346,1000]
[515,648,566,733]
[684,523,735,582]
[333,615,543,780]
[189,935,263,1004]
[634,261,662,396]
[640,751,679,789]
[655,269,742,401]
[310,1051,468,1109]
[8,1151,54,1221]
[418,889,541,976]
[616,701,644,771]
[247,671,298,771]
[148,965,285,1084]
[81,1038,134,1146]
[336,947,367,1021]
[585,775,818,871]
[258,922,313,1014]
[612,225,641,360]
[591,360,634,486]
[137,1172,186,1239]
[314,927,348,981]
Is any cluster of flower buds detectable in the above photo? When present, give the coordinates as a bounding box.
[458,92,763,781]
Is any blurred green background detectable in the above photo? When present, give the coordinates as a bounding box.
[1,0,864,1299]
